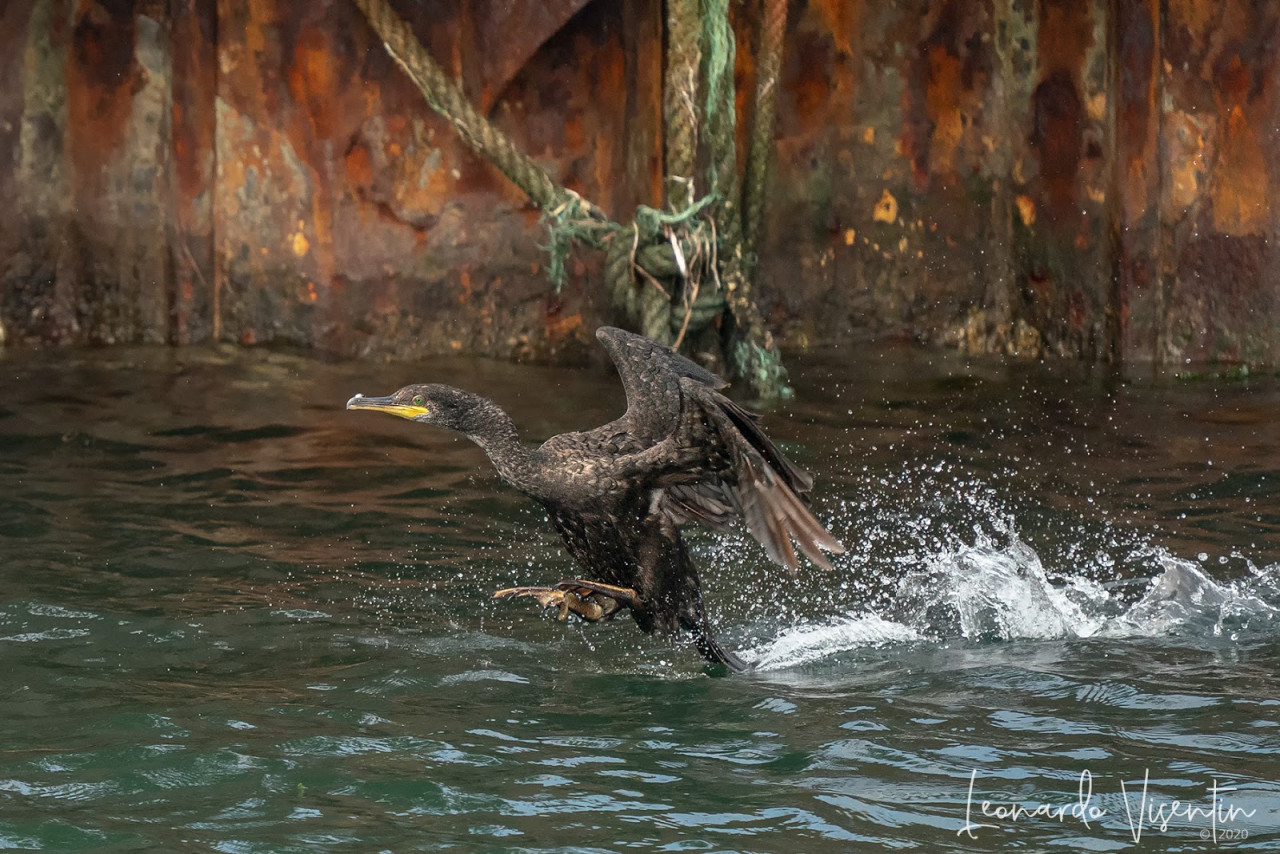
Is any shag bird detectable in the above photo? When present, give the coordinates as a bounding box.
[346,326,842,669]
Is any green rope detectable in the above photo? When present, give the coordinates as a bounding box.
[700,0,741,248]
[602,203,725,345]
[701,0,788,397]
[633,194,717,239]
[604,230,639,323]
[353,0,790,396]
[733,335,792,399]
[633,197,727,342]
[664,0,702,211]
[540,192,612,291]
[353,0,598,219]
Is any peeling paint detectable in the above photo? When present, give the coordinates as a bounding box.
[872,189,898,224]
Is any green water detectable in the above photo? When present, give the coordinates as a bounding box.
[1,344,1278,851]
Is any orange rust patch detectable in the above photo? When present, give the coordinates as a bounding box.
[459,266,473,304]
[791,51,835,126]
[67,1,139,195]
[289,27,342,140]
[1038,1,1095,73]
[546,312,584,341]
[1016,195,1037,227]
[810,0,860,57]
[344,141,374,187]
[1211,104,1268,235]
[591,38,626,198]
[873,189,898,224]
[923,46,964,178]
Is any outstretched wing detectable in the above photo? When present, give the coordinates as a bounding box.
[662,377,843,572]
[596,326,843,572]
[595,326,724,443]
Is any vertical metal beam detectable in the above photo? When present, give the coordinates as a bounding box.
[169,0,217,345]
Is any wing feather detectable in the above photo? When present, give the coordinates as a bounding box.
[664,376,844,573]
[594,326,842,572]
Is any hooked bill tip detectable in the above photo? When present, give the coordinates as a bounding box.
[345,393,365,409]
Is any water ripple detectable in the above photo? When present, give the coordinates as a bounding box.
[2,346,1279,851]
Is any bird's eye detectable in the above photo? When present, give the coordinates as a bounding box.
[412,395,425,406]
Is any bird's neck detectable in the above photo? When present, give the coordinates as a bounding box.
[466,410,538,493]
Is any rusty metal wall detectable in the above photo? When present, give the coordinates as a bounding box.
[1,0,1277,366]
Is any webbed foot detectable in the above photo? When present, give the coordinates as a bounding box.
[493,580,643,622]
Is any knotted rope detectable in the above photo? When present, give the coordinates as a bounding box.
[352,0,787,395]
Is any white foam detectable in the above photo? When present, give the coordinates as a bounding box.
[747,613,922,670]
[743,527,1280,670]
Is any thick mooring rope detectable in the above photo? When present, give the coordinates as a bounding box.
[702,0,788,393]
[701,0,741,249]
[352,0,787,395]
[351,0,605,225]
[664,0,701,212]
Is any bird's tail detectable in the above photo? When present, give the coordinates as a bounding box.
[693,626,751,672]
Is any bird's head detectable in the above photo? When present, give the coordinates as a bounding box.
[346,383,494,435]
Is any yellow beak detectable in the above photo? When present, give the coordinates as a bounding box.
[345,394,430,420]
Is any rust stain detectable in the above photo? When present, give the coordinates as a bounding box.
[471,1,593,110]
[1030,0,1094,223]
[344,141,374,186]
[809,0,860,57]
[291,225,310,257]
[66,0,140,194]
[923,45,964,179]
[171,0,216,222]
[459,265,473,305]
[1166,0,1216,50]
[1015,195,1036,227]
[170,0,217,345]
[306,195,335,297]
[873,189,898,224]
[1172,111,1208,211]
[1202,40,1274,239]
[591,34,626,198]
[899,0,988,192]
[288,26,340,139]
[1210,103,1269,235]
[546,311,583,342]
[1037,0,1095,72]
[285,21,359,314]
[1114,0,1158,224]
[1030,69,1083,222]
[790,44,836,127]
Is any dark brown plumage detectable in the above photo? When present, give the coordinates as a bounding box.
[346,326,843,669]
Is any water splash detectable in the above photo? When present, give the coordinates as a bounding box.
[895,528,1108,641]
[746,526,1280,670]
[749,614,922,670]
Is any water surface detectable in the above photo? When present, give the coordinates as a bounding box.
[1,344,1278,851]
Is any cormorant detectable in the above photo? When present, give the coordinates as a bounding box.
[346,326,842,669]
